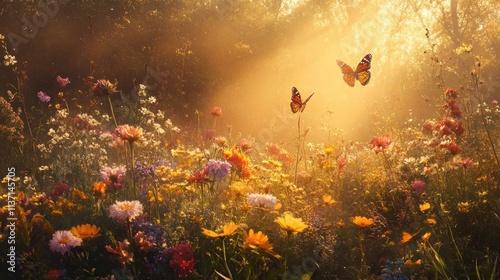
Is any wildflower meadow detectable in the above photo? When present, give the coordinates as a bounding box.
[0,1,499,279]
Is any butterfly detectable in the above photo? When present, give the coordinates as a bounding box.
[336,53,372,87]
[290,87,314,113]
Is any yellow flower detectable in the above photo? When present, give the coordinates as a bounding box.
[71,189,88,201]
[399,231,417,245]
[352,216,374,227]
[457,202,470,213]
[71,224,101,239]
[275,213,308,234]
[419,202,431,212]
[242,229,274,252]
[322,194,336,205]
[426,218,437,225]
[324,146,335,155]
[202,222,239,239]
[422,232,432,241]
[274,202,282,211]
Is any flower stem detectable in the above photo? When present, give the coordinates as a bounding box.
[222,238,234,280]
[108,95,118,128]
[129,142,137,200]
[282,232,290,280]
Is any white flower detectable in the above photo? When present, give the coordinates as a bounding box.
[109,200,143,221]
[246,193,279,208]
[49,231,82,254]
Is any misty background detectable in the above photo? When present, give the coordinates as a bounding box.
[1,0,499,145]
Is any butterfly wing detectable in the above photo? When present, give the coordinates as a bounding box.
[290,101,301,113]
[337,60,355,87]
[290,87,303,113]
[354,53,372,86]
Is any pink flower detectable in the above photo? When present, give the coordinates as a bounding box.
[492,100,498,105]
[369,134,392,153]
[236,138,252,153]
[412,179,426,193]
[91,79,117,96]
[115,124,144,143]
[37,91,51,102]
[56,76,71,87]
[100,165,126,191]
[49,230,82,254]
[204,129,217,141]
[210,106,222,117]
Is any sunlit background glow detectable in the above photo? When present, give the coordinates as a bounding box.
[0,0,498,146]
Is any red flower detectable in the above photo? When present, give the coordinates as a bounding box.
[422,122,433,135]
[435,118,464,137]
[445,99,462,118]
[369,134,392,153]
[50,182,69,200]
[210,106,222,117]
[445,88,458,99]
[189,168,209,183]
[167,242,196,278]
[446,141,461,155]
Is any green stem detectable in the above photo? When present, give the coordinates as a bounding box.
[222,238,234,280]
[108,95,118,128]
[282,233,290,280]
[129,142,137,200]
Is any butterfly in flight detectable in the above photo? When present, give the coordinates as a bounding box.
[336,53,372,87]
[290,87,314,113]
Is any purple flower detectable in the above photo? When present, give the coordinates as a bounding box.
[56,75,70,87]
[37,91,51,102]
[412,179,426,193]
[204,129,217,141]
[205,159,231,179]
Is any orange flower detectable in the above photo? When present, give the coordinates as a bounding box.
[105,240,133,266]
[426,218,437,225]
[322,194,336,205]
[202,222,239,239]
[398,231,417,245]
[275,213,308,234]
[223,148,251,178]
[115,124,144,143]
[352,216,374,227]
[93,181,107,197]
[405,259,422,266]
[242,229,274,252]
[419,202,431,212]
[71,224,101,239]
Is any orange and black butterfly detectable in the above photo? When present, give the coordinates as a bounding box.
[336,53,372,87]
[290,87,314,113]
